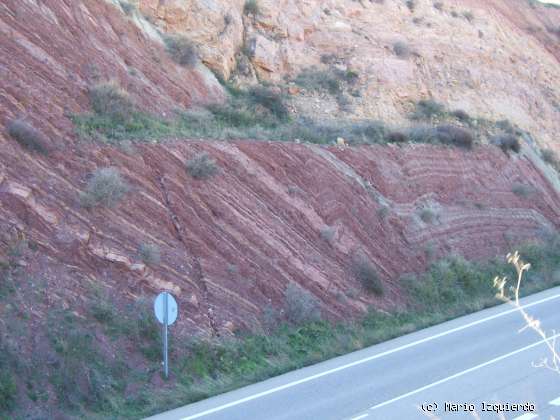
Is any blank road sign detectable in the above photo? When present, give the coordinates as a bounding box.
[154,292,178,325]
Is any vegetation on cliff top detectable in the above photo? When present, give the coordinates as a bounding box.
[72,81,525,154]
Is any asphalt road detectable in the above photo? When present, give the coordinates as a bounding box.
[146,287,560,420]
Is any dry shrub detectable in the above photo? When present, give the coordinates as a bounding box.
[6,119,49,154]
[80,167,130,208]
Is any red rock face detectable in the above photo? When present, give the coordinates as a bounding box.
[2,139,559,336]
[2,1,560,337]
[0,0,224,143]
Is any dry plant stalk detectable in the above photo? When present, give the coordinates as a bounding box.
[420,251,559,420]
[494,251,560,374]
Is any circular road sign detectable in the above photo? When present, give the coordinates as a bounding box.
[154,292,178,325]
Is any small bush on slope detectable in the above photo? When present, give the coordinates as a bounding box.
[138,243,161,265]
[164,36,199,67]
[80,167,130,208]
[186,153,219,179]
[352,252,384,296]
[393,41,411,58]
[284,283,321,325]
[89,81,136,123]
[6,119,49,154]
[410,99,447,121]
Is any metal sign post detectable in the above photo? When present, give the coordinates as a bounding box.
[154,292,178,379]
[163,292,168,378]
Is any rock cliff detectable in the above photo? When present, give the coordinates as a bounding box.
[1,0,560,336]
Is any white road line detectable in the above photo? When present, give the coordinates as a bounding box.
[550,396,560,406]
[512,414,538,420]
[350,414,369,420]
[370,333,560,410]
[177,293,560,420]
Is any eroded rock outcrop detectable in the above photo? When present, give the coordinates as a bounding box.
[2,138,560,335]
[139,0,560,146]
[1,0,560,337]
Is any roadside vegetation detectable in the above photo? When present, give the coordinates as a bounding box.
[3,233,560,418]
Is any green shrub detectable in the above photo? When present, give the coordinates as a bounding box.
[541,148,559,168]
[320,226,336,244]
[247,86,289,121]
[294,68,341,94]
[6,119,49,154]
[377,205,390,219]
[462,10,474,22]
[495,119,520,135]
[410,99,446,120]
[451,109,471,123]
[283,283,321,325]
[91,300,115,324]
[343,70,360,84]
[406,255,492,311]
[352,252,384,296]
[244,0,259,15]
[165,36,199,67]
[186,152,219,179]
[138,243,161,265]
[262,304,280,332]
[208,103,259,128]
[348,121,388,144]
[420,207,437,223]
[387,131,408,143]
[433,2,444,11]
[435,125,474,148]
[118,0,135,15]
[80,167,130,208]
[494,134,521,154]
[129,301,161,361]
[393,41,411,58]
[89,81,135,122]
[0,370,16,412]
[320,54,337,64]
[406,0,416,11]
[408,125,439,143]
[512,183,536,198]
